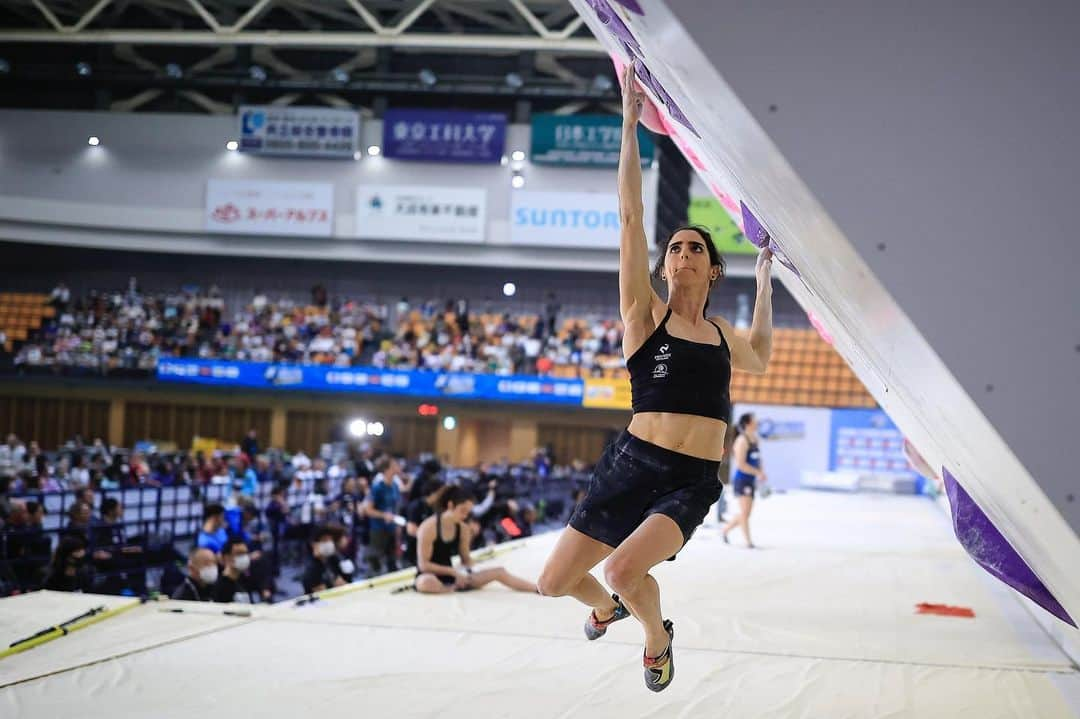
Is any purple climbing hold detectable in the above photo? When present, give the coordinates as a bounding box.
[944,467,1075,627]
[585,0,641,52]
[740,201,771,249]
[630,57,699,137]
[739,201,803,279]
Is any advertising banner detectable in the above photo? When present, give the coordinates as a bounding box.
[510,191,620,248]
[157,359,584,406]
[687,197,757,255]
[355,185,486,243]
[530,113,655,167]
[206,180,334,237]
[582,377,633,410]
[731,403,833,491]
[829,408,914,478]
[382,109,507,163]
[238,105,359,158]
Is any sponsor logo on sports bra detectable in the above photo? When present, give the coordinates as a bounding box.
[654,343,671,361]
[652,362,668,379]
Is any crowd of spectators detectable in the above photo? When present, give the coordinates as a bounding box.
[5,280,629,379]
[0,431,586,601]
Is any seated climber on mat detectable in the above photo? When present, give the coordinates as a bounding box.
[414,486,535,594]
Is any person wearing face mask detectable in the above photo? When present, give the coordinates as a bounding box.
[302,526,349,594]
[213,538,254,603]
[43,535,96,593]
[171,547,219,601]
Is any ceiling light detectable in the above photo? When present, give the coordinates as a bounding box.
[418,68,437,87]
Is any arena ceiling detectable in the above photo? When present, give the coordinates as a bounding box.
[0,0,616,116]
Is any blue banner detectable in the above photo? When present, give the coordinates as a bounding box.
[238,105,359,159]
[828,408,913,477]
[157,359,584,406]
[382,109,507,163]
[531,114,655,167]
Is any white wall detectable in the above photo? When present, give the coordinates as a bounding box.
[0,109,659,272]
[732,403,832,492]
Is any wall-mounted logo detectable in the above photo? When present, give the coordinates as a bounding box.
[210,203,241,223]
[758,418,805,441]
[241,110,266,135]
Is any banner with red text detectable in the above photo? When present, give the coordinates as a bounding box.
[206,179,334,237]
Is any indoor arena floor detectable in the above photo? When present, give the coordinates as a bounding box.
[3,491,1079,718]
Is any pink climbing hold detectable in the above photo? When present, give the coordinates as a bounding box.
[611,53,668,135]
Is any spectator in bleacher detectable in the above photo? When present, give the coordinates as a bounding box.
[240,428,259,462]
[543,292,561,339]
[299,478,329,527]
[90,437,111,465]
[93,497,146,595]
[7,500,50,588]
[49,282,71,311]
[232,456,258,498]
[265,485,290,536]
[75,486,95,509]
[213,538,253,603]
[210,457,230,485]
[196,503,229,555]
[26,500,46,534]
[43,534,95,593]
[65,501,94,538]
[302,525,349,594]
[171,547,217,601]
[35,455,62,492]
[0,434,26,480]
[102,455,126,490]
[93,497,127,548]
[69,454,91,487]
[364,456,402,575]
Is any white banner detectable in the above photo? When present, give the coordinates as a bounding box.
[510,191,620,248]
[731,404,833,492]
[355,185,486,243]
[238,105,359,158]
[205,180,334,237]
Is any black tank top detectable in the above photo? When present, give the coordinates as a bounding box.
[627,308,732,421]
[430,514,460,568]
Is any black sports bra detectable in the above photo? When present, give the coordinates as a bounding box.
[430,515,459,568]
[626,308,732,421]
